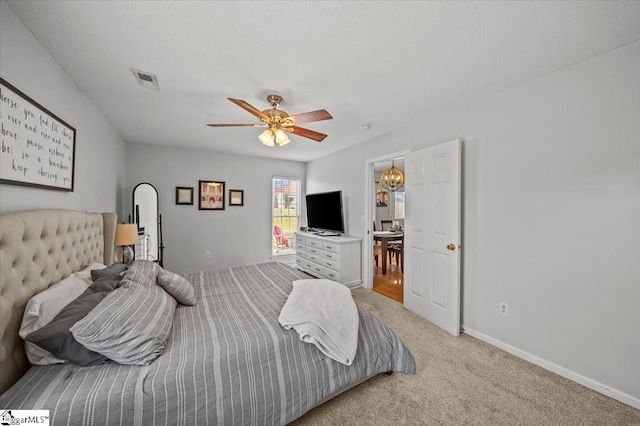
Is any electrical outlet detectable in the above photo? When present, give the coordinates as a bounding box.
[205,251,211,258]
[499,302,508,316]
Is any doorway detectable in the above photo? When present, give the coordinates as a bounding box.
[363,140,462,336]
[363,150,410,300]
[372,158,405,302]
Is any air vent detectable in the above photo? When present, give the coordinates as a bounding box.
[131,69,160,90]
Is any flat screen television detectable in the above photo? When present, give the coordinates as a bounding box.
[305,190,345,235]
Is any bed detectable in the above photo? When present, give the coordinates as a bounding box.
[0,209,415,425]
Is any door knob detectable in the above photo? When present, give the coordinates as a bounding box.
[447,243,456,251]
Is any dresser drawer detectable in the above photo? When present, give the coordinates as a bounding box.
[297,236,306,245]
[307,238,321,248]
[315,265,340,282]
[307,253,320,263]
[296,257,314,270]
[323,268,340,282]
[309,263,325,276]
[321,250,339,262]
[318,257,339,272]
[322,241,341,254]
[306,246,321,256]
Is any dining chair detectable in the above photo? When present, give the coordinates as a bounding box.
[387,236,404,272]
[373,221,382,248]
[373,244,382,267]
[381,220,402,262]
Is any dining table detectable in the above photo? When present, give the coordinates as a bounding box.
[373,230,404,274]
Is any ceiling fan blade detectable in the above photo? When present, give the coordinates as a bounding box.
[206,123,264,127]
[228,98,268,120]
[287,109,332,124]
[285,126,327,142]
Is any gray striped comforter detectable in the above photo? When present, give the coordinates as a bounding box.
[0,262,416,425]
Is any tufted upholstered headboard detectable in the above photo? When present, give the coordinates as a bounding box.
[0,209,116,395]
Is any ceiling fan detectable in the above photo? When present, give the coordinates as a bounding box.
[207,95,332,147]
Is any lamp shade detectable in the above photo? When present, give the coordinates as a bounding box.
[114,223,138,246]
[274,128,290,146]
[258,129,275,146]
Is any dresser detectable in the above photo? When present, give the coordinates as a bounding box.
[295,232,362,288]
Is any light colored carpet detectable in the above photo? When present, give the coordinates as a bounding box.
[292,288,640,425]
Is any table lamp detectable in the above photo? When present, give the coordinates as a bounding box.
[114,223,138,265]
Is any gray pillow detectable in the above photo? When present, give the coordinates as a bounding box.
[157,268,196,306]
[70,268,176,365]
[91,262,128,281]
[89,276,121,293]
[25,288,110,366]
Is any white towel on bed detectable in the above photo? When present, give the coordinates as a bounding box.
[278,279,359,365]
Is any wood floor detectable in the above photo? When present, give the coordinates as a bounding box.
[372,258,404,303]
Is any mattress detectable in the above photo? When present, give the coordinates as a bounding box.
[0,262,416,425]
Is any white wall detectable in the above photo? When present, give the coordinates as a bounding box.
[125,142,306,274]
[307,42,640,402]
[0,2,126,215]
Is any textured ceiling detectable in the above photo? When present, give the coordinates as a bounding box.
[7,1,640,162]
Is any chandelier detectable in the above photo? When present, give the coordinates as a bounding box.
[380,160,404,192]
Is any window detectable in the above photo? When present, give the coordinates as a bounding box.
[394,191,405,220]
[272,177,301,255]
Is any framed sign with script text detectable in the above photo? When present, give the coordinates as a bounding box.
[1,78,76,191]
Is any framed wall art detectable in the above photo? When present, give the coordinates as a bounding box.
[0,77,76,191]
[175,186,194,205]
[376,189,388,207]
[229,189,244,206]
[199,180,225,210]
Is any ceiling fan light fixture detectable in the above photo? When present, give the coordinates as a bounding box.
[259,129,275,147]
[274,128,290,146]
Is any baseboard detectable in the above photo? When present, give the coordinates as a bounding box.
[462,327,640,410]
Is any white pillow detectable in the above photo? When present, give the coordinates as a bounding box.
[19,273,92,365]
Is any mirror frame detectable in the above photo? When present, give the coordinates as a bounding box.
[132,182,160,264]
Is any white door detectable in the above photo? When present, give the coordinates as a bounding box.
[404,139,461,336]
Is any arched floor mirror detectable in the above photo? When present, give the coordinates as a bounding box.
[132,182,164,266]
